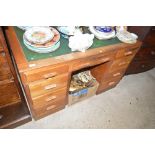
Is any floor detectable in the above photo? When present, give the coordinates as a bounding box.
[17,68,155,129]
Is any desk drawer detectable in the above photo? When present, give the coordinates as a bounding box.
[110,55,134,72]
[0,80,20,107]
[72,55,111,71]
[0,63,12,81]
[104,69,125,79]
[0,52,12,81]
[32,87,67,108]
[34,101,66,119]
[115,48,138,59]
[25,65,69,83]
[28,74,68,98]
[98,76,121,93]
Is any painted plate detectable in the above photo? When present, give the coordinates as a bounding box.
[116,31,138,44]
[24,27,54,44]
[89,26,116,40]
[23,27,60,48]
[24,40,60,53]
[94,26,112,33]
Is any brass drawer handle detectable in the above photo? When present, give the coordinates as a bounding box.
[45,96,57,102]
[119,61,127,66]
[108,81,115,86]
[43,72,57,79]
[46,105,57,111]
[44,84,57,90]
[124,51,133,56]
[99,57,110,63]
[113,72,121,77]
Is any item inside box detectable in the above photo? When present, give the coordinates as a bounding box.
[69,70,96,93]
[69,70,99,105]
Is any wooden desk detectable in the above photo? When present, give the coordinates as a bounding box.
[4,26,142,120]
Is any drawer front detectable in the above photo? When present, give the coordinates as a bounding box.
[104,69,125,79]
[0,80,20,107]
[115,48,138,59]
[97,76,122,93]
[72,54,112,71]
[110,55,134,72]
[32,87,67,108]
[28,74,68,98]
[34,101,66,119]
[25,65,69,83]
[0,52,12,81]
[140,47,155,60]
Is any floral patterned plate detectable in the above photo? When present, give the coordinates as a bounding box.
[24,27,54,44]
[23,27,60,48]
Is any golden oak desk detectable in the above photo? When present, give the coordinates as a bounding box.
[4,27,142,120]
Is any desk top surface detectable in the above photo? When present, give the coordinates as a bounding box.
[14,27,121,62]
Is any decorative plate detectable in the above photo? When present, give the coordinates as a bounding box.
[94,26,112,33]
[23,27,60,48]
[116,31,138,44]
[24,27,54,44]
[24,40,60,53]
[89,26,116,40]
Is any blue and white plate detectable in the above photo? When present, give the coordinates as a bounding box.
[94,26,112,33]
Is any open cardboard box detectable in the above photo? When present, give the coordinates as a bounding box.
[68,80,99,106]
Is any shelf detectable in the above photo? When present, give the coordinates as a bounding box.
[0,102,31,129]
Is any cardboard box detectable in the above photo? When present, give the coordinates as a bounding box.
[68,80,99,106]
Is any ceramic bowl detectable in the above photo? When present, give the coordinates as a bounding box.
[57,26,82,39]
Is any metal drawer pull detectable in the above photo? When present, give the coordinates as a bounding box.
[100,57,110,62]
[46,105,57,111]
[43,72,57,79]
[108,81,115,86]
[113,72,121,77]
[124,51,133,56]
[44,84,57,90]
[119,61,127,66]
[151,51,155,55]
[45,96,57,102]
